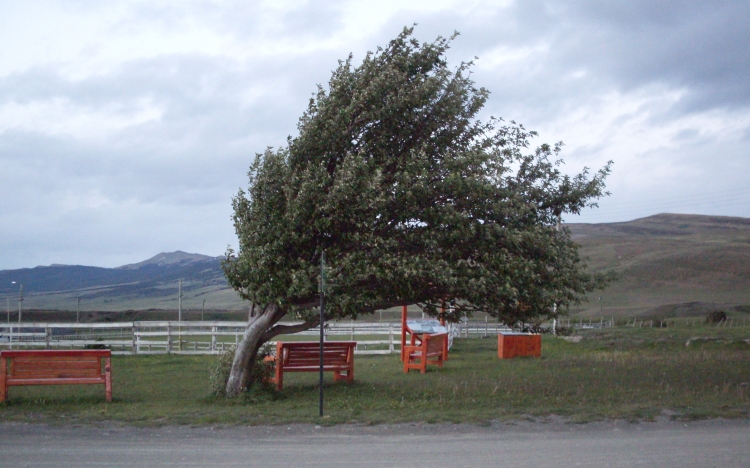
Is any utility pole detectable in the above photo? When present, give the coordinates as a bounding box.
[77,297,81,323]
[17,283,23,323]
[178,279,183,322]
[202,299,205,321]
[6,296,9,323]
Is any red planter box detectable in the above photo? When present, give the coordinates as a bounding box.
[498,333,541,359]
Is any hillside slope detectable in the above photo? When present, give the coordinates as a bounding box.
[0,251,245,311]
[568,213,750,317]
[3,215,749,316]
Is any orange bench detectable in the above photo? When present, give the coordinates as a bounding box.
[403,333,447,373]
[0,350,112,402]
[498,333,541,359]
[271,341,355,390]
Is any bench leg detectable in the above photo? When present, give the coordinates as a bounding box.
[276,368,283,391]
[0,357,6,402]
[104,357,112,402]
[275,344,284,391]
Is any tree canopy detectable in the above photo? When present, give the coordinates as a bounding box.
[221,27,611,395]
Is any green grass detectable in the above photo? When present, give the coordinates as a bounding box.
[2,326,749,426]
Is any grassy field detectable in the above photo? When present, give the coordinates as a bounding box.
[1,325,748,426]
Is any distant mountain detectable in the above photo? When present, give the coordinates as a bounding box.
[0,251,223,295]
[117,251,216,269]
[0,251,243,311]
[3,214,749,316]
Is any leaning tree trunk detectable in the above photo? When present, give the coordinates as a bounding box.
[225,303,321,397]
[225,303,281,397]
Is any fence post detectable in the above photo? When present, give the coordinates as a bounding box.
[45,326,51,350]
[211,326,217,351]
[132,324,137,355]
[167,323,172,354]
[389,324,394,353]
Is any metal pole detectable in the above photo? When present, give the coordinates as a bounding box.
[178,279,183,322]
[6,297,9,323]
[18,284,23,323]
[319,251,326,418]
[77,297,81,323]
[202,299,205,321]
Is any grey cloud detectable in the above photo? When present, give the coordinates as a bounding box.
[378,1,750,124]
[0,45,357,269]
[2,1,749,270]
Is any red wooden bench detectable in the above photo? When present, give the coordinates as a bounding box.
[403,333,447,374]
[0,350,112,402]
[270,341,355,390]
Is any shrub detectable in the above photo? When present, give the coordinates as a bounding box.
[706,310,727,324]
[209,346,236,397]
[84,337,110,349]
[209,344,275,397]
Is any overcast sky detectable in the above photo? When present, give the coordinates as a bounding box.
[1,0,749,270]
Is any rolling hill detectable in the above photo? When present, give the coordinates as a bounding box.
[568,213,750,318]
[0,251,246,313]
[2,214,749,320]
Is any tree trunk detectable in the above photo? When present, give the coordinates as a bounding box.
[225,303,322,397]
[225,303,280,397]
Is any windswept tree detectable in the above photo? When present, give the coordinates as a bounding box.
[222,27,612,397]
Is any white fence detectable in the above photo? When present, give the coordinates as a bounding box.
[0,321,515,356]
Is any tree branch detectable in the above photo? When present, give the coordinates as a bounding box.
[260,319,320,343]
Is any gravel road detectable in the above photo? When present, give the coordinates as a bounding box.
[1,418,748,467]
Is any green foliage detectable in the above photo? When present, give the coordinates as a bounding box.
[223,27,612,326]
[209,347,236,397]
[210,345,275,397]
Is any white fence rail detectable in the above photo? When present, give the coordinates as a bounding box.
[8,316,737,356]
[0,321,516,356]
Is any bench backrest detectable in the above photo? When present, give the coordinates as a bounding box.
[425,333,447,355]
[278,342,354,368]
[2,350,110,380]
